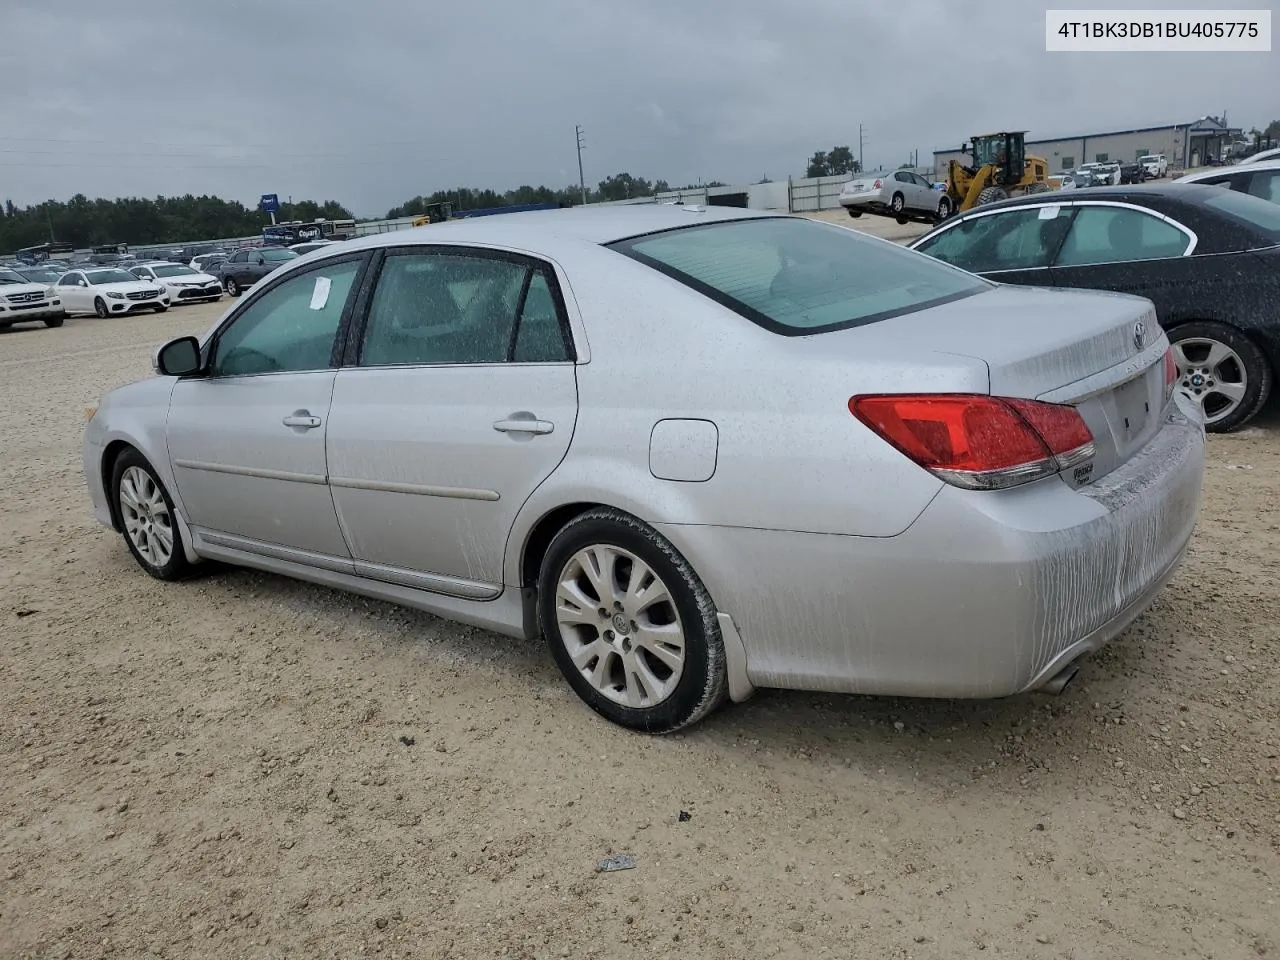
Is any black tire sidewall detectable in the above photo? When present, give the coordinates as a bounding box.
[891,193,904,212]
[110,449,189,581]
[94,298,108,318]
[1169,321,1272,432]
[538,514,718,733]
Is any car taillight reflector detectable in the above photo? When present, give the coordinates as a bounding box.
[1162,346,1177,402]
[849,394,1096,491]
[873,179,882,188]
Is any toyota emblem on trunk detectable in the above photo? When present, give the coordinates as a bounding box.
[1133,319,1146,349]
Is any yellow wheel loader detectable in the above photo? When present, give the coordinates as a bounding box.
[411,202,454,227]
[945,132,1055,216]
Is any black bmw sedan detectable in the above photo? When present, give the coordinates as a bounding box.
[908,183,1280,431]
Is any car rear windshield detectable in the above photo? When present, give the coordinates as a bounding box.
[152,264,197,277]
[609,216,991,335]
[1201,189,1280,242]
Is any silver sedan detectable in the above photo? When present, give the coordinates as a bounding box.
[839,170,953,221]
[83,206,1206,732]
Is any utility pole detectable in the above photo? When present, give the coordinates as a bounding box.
[858,123,865,171]
[575,125,587,206]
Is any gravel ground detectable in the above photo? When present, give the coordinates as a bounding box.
[3,262,1279,960]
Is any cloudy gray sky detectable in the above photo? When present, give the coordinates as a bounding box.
[3,0,1274,217]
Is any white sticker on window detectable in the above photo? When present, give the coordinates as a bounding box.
[309,276,332,310]
[1038,205,1062,220]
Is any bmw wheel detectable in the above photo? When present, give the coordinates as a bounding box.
[538,508,728,733]
[1169,321,1272,432]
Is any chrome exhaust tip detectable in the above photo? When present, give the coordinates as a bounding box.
[1039,664,1080,696]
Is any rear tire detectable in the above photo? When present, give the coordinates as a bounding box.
[1168,320,1272,433]
[224,277,240,297]
[846,208,863,219]
[538,508,728,734]
[975,186,1009,206]
[94,297,109,319]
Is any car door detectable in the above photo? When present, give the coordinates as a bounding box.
[1047,202,1198,319]
[57,272,87,312]
[908,173,936,212]
[165,252,371,565]
[325,246,579,598]
[910,203,1074,286]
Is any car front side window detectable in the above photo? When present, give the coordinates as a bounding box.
[1054,206,1191,267]
[210,258,363,377]
[359,252,533,367]
[914,207,1069,273]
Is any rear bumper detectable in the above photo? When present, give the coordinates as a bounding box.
[839,193,889,210]
[658,398,1205,699]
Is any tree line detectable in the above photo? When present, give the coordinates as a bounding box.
[384,173,729,219]
[0,194,354,253]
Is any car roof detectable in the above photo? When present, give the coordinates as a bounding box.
[944,182,1229,216]
[337,204,780,255]
[1179,159,1280,179]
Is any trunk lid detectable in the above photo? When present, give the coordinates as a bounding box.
[829,284,1170,483]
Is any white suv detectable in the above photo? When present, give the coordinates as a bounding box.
[0,266,66,329]
[1139,154,1168,178]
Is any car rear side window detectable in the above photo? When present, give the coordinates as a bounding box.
[1245,170,1280,205]
[1200,188,1280,242]
[610,217,989,335]
[1054,206,1191,267]
[360,253,530,366]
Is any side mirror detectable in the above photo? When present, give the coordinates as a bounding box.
[155,336,202,377]
[256,256,266,265]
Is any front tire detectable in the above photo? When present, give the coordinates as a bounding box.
[43,316,64,328]
[94,297,109,318]
[154,305,168,313]
[890,192,905,214]
[1168,321,1272,432]
[975,186,1009,206]
[110,448,191,581]
[936,196,952,220]
[538,508,728,733]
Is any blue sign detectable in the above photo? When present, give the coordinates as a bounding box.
[259,193,280,213]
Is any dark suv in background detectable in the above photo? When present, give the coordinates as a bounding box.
[214,247,299,296]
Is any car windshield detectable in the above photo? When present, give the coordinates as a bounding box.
[610,216,991,335]
[17,268,60,283]
[0,268,27,284]
[151,264,198,277]
[86,269,137,285]
[1200,190,1280,242]
[1140,156,1158,162]
[262,248,299,262]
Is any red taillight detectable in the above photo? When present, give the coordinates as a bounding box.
[1162,346,1177,402]
[873,178,882,188]
[849,394,1095,491]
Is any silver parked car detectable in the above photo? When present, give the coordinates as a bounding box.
[83,206,1205,733]
[839,170,954,221]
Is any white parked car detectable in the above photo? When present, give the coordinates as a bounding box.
[1048,173,1078,190]
[1139,154,1168,178]
[0,266,65,329]
[839,170,954,221]
[129,262,222,305]
[1234,147,1280,166]
[1176,159,1280,205]
[1074,163,1122,187]
[189,253,228,272]
[56,267,169,318]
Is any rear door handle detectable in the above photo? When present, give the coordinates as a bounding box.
[282,413,322,429]
[493,413,554,435]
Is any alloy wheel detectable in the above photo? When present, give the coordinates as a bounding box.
[118,466,174,567]
[1172,337,1248,426]
[554,545,686,709]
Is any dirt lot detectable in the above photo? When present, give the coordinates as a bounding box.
[3,268,1279,960]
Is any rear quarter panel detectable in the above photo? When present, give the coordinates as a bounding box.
[503,244,987,586]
